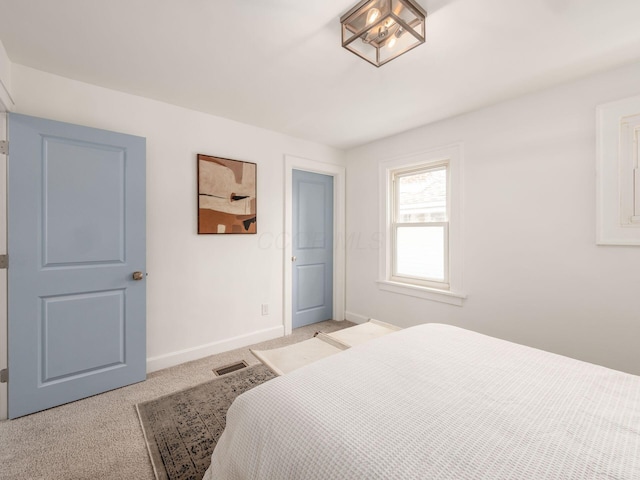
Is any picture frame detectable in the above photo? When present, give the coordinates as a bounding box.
[197,154,257,234]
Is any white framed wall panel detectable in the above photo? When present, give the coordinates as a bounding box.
[596,94,640,245]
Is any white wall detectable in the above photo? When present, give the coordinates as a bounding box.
[5,55,640,407]
[0,38,13,111]
[9,64,345,373]
[346,61,640,376]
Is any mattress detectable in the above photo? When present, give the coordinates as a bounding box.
[204,323,640,479]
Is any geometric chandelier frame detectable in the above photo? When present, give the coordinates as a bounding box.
[340,0,427,67]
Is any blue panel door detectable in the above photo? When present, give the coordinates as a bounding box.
[292,170,333,328]
[7,113,146,419]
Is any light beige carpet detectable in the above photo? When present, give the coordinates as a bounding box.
[0,320,353,480]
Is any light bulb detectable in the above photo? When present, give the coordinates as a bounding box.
[387,36,397,49]
[366,8,380,25]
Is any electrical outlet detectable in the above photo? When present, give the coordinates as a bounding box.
[261,304,269,316]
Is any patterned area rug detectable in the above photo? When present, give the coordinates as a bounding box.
[136,364,276,480]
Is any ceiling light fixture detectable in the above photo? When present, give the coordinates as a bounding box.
[340,0,427,67]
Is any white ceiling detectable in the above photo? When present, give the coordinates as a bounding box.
[1,0,640,149]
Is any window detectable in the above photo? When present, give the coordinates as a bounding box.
[597,94,640,245]
[391,163,449,289]
[378,144,465,306]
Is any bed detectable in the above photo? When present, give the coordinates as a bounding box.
[203,323,640,479]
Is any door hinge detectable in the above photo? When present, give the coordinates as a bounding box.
[0,254,7,269]
[0,369,7,384]
[0,140,7,155]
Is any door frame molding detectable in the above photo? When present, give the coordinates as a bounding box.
[0,112,8,421]
[284,155,345,335]
[0,45,15,419]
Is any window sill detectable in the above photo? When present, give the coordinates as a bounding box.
[376,280,466,306]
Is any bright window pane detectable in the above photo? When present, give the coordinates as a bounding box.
[395,226,445,281]
[397,167,446,222]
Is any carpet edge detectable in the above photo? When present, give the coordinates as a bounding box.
[135,403,163,480]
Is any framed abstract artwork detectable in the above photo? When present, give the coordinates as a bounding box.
[197,154,257,234]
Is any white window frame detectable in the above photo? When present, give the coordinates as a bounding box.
[390,162,450,289]
[597,94,640,245]
[378,144,466,306]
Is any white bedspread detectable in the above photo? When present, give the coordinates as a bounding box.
[204,324,640,479]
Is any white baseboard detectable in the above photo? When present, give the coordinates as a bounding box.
[345,311,369,324]
[146,325,284,373]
